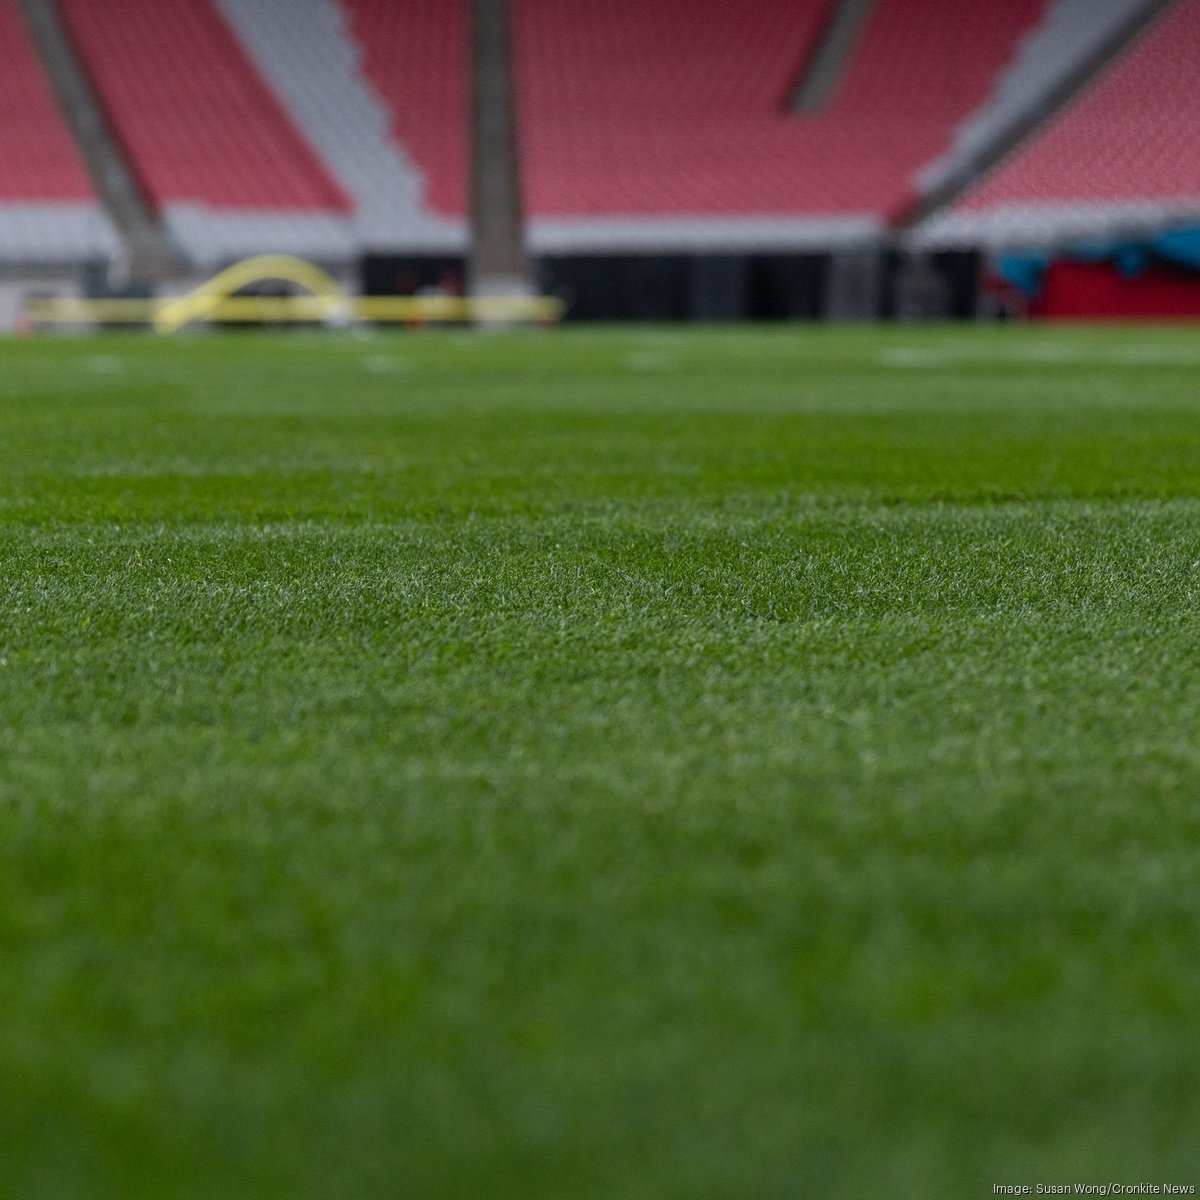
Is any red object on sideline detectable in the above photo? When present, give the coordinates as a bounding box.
[1032,261,1200,320]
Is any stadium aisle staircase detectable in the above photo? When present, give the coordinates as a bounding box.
[914,0,1162,206]
[0,0,115,263]
[56,0,356,267]
[213,0,462,253]
[917,0,1200,247]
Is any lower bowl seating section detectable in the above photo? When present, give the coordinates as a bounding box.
[915,0,1154,204]
[8,0,1151,267]
[57,0,355,266]
[918,0,1200,247]
[338,0,1044,252]
[0,0,115,263]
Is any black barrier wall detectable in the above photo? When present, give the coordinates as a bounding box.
[361,252,981,321]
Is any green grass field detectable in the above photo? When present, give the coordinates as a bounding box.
[2,325,1199,1198]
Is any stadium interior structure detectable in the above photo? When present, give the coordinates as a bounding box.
[2,0,1199,325]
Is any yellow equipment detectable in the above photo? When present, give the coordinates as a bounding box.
[22,255,563,332]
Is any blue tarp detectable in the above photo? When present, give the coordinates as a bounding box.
[996,226,1200,297]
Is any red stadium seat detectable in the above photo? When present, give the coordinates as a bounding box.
[0,0,94,202]
[339,0,1045,222]
[959,0,1200,216]
[58,0,350,213]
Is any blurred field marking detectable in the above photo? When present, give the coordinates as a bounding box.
[879,344,1200,368]
[626,352,677,372]
[364,355,413,374]
[1107,345,1200,364]
[84,354,124,374]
